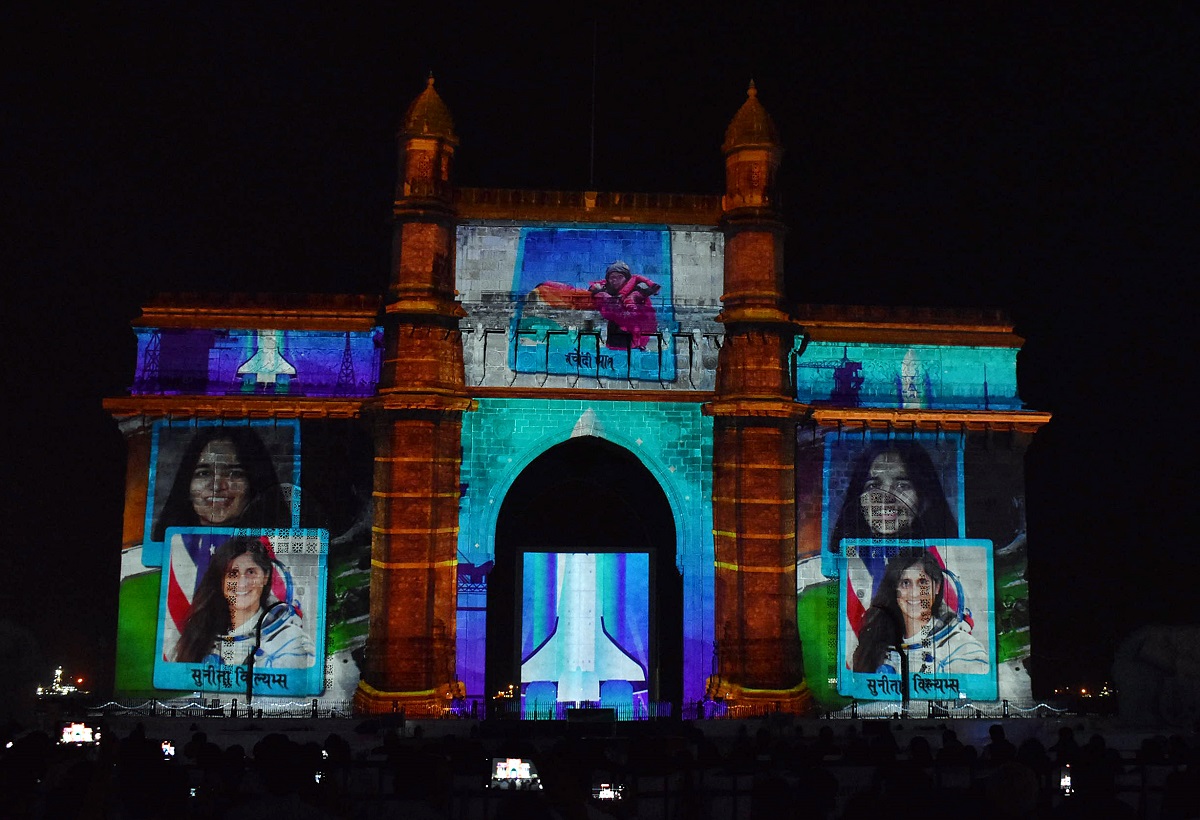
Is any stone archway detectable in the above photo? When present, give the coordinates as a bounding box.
[486,435,681,714]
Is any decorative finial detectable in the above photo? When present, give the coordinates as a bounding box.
[722,79,779,152]
[401,72,457,142]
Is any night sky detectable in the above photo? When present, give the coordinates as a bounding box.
[5,5,1194,698]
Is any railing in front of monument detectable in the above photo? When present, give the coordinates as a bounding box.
[92,696,1064,721]
[489,700,679,721]
[91,698,690,721]
[93,698,357,720]
[823,699,1068,721]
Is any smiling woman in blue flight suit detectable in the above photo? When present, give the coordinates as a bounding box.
[851,549,987,676]
[174,535,313,668]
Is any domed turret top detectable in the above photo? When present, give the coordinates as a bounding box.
[401,75,458,143]
[722,81,780,153]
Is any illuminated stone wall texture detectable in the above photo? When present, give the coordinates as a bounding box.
[456,398,714,705]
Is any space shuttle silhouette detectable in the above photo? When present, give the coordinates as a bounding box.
[521,553,646,703]
[237,330,297,386]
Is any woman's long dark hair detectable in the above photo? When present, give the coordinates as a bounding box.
[174,536,274,663]
[152,426,290,541]
[851,550,949,673]
[828,440,957,551]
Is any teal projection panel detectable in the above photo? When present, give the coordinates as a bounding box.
[795,341,1021,410]
[456,398,713,705]
[154,529,329,696]
[836,540,997,701]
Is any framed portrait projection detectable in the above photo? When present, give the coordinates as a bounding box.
[519,552,650,710]
[798,431,1030,707]
[509,228,677,381]
[142,420,301,566]
[837,539,996,701]
[818,436,963,579]
[153,528,328,695]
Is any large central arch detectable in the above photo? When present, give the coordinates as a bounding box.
[485,436,682,714]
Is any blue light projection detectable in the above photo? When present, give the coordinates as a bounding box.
[521,552,649,708]
[456,398,712,705]
[132,327,383,397]
[795,341,1021,410]
[509,228,678,380]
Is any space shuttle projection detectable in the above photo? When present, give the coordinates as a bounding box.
[521,553,646,703]
[238,330,297,386]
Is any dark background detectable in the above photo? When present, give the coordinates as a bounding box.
[4,3,1194,698]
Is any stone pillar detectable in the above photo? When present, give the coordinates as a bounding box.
[704,83,808,713]
[356,78,474,714]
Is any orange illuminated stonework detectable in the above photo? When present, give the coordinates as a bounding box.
[704,84,809,712]
[104,77,1048,717]
[354,76,474,715]
[355,412,467,712]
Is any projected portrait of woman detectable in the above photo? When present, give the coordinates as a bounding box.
[173,535,314,668]
[585,260,661,350]
[151,426,292,542]
[851,549,987,676]
[829,440,958,549]
[530,260,661,351]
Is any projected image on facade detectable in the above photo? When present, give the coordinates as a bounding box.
[132,327,382,397]
[794,342,1022,411]
[154,529,328,695]
[520,552,650,709]
[837,539,996,701]
[103,80,1050,719]
[510,228,677,379]
[457,398,710,708]
[117,418,373,702]
[797,429,1032,707]
[145,420,300,557]
[819,437,962,578]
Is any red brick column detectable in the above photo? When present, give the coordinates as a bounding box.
[704,84,809,713]
[356,404,469,714]
[356,78,475,714]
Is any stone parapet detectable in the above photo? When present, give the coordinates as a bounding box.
[456,187,722,225]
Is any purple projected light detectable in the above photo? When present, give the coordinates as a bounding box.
[132,327,382,397]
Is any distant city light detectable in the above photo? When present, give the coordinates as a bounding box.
[1052,683,1117,699]
[36,666,88,697]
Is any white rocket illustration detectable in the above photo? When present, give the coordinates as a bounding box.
[899,349,928,409]
[521,553,646,703]
[237,330,297,385]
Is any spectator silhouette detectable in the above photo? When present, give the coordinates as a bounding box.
[983,724,1016,763]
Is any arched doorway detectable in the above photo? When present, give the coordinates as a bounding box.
[486,436,681,715]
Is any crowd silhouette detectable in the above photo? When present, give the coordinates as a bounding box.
[2,717,1196,819]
